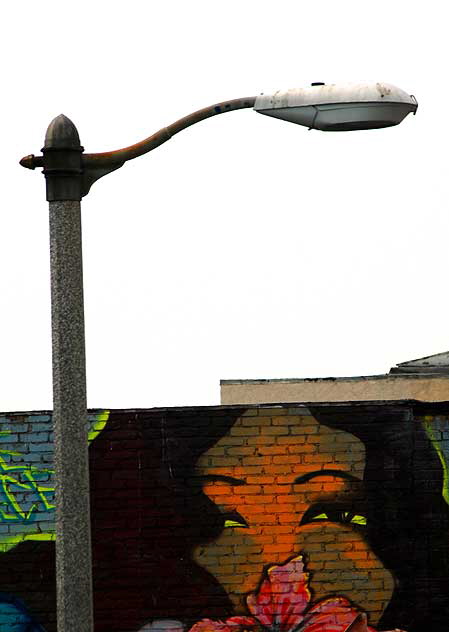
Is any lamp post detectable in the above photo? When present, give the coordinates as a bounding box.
[20,81,417,632]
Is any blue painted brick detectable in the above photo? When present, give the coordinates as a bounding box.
[29,443,53,453]
[31,423,52,432]
[27,432,50,443]
[7,424,28,433]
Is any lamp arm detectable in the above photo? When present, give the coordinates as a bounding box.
[19,96,256,198]
[81,95,256,195]
[84,96,256,166]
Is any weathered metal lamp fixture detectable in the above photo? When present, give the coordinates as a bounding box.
[20,81,417,201]
[254,81,417,131]
[19,80,417,632]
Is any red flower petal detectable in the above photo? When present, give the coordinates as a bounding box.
[246,556,311,632]
[226,617,258,628]
[189,618,255,632]
[299,598,371,632]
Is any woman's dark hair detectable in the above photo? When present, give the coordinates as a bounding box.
[90,407,246,631]
[310,403,449,632]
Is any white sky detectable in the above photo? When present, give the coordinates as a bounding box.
[1,1,447,411]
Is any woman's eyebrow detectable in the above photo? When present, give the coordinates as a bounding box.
[199,474,246,486]
[294,469,362,484]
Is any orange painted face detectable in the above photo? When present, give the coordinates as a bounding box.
[192,413,394,625]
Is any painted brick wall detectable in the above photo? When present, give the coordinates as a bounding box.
[0,403,448,632]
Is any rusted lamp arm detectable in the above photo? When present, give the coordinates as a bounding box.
[85,96,256,164]
[19,96,256,200]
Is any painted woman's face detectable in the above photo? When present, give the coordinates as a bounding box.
[193,412,394,626]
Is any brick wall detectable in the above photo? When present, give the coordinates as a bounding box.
[0,403,448,632]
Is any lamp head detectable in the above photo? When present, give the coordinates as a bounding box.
[254,81,417,131]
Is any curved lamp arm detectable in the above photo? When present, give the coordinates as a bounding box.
[20,96,256,199]
[86,96,256,165]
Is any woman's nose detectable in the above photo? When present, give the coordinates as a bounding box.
[255,522,303,566]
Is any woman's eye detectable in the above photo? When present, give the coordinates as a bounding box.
[349,514,367,526]
[223,511,248,529]
[301,505,367,528]
[224,519,247,528]
[311,512,329,521]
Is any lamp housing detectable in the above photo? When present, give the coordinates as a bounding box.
[254,82,417,131]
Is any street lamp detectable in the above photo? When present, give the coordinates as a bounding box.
[19,81,417,632]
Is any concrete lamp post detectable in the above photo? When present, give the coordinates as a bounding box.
[19,81,417,632]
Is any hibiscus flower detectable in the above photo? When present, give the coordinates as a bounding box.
[186,556,406,632]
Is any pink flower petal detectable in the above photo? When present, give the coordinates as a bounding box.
[247,576,277,627]
[246,556,311,632]
[188,619,252,632]
[226,617,258,628]
[188,620,229,632]
[298,597,370,632]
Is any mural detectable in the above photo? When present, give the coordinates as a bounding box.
[0,403,448,632]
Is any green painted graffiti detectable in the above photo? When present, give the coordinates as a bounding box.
[0,410,110,552]
[423,414,449,506]
[0,456,55,522]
